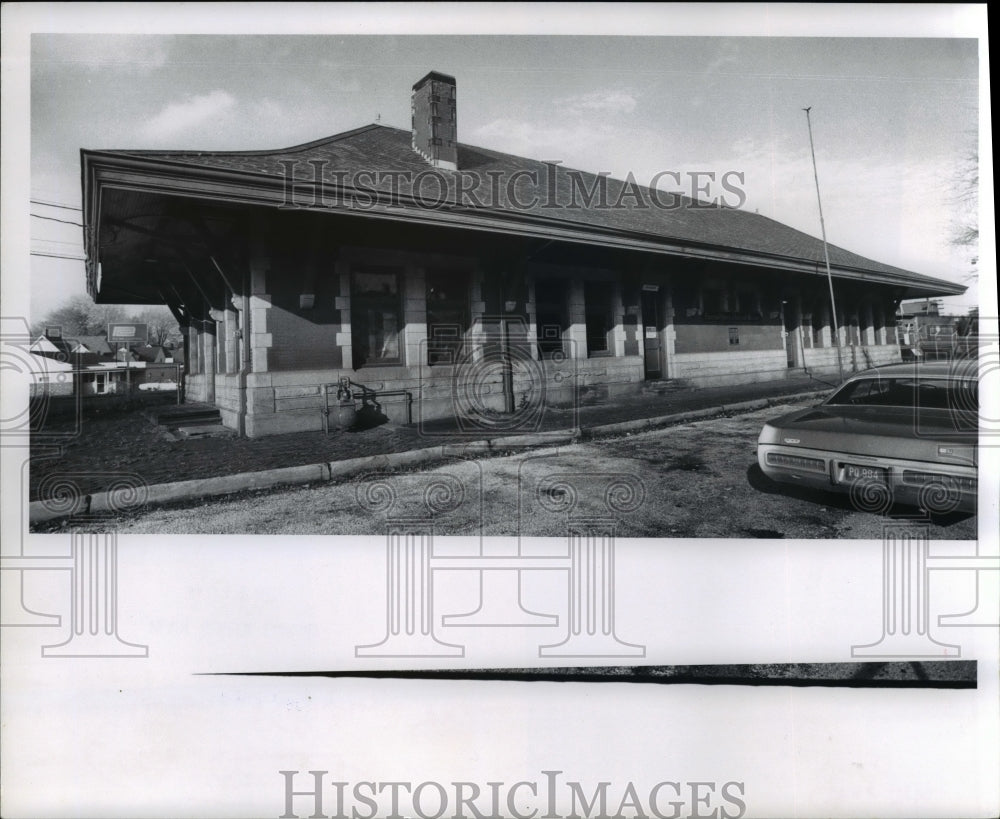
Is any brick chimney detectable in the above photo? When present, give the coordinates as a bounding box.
[411,71,457,170]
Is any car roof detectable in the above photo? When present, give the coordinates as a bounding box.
[846,362,973,380]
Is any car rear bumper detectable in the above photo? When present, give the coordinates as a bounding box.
[756,443,978,514]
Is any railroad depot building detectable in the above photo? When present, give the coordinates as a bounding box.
[81,71,964,437]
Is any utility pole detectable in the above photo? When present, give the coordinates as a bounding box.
[804,107,845,384]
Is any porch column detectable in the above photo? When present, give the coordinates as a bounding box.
[334,261,353,369]
[403,264,427,369]
[202,319,216,403]
[248,248,273,374]
[610,282,626,357]
[224,303,240,373]
[525,277,539,361]
[879,303,891,345]
[566,279,587,359]
[662,280,676,379]
[818,304,832,348]
[862,302,876,346]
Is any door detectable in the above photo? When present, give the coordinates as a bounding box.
[784,308,799,368]
[641,289,661,380]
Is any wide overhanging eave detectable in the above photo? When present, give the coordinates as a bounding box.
[80,150,967,301]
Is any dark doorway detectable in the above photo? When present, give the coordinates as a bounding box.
[784,305,799,368]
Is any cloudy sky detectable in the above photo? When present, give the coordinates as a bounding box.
[7,5,988,320]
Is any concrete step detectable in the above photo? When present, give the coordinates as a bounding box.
[637,379,684,395]
[147,403,222,428]
[174,423,235,439]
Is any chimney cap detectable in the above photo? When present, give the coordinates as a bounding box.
[412,70,456,91]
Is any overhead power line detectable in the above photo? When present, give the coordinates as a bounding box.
[31,213,84,227]
[30,198,82,211]
[30,251,87,261]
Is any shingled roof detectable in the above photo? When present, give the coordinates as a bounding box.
[88,123,963,294]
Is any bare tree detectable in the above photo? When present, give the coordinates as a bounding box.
[31,295,128,338]
[131,306,178,346]
[950,146,979,284]
[32,296,178,343]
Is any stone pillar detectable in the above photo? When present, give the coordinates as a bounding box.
[862,302,876,346]
[248,250,273,374]
[403,264,427,369]
[202,320,216,403]
[818,304,832,348]
[566,279,587,359]
[188,324,200,373]
[525,277,539,361]
[610,282,626,357]
[334,261,352,370]
[662,281,676,379]
[224,303,240,373]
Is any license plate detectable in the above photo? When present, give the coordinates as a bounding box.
[844,464,887,483]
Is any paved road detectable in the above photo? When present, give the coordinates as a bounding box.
[88,402,977,538]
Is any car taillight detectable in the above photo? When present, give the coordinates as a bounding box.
[900,470,977,492]
[766,453,826,473]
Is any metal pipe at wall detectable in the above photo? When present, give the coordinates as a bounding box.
[238,272,250,437]
[322,382,414,431]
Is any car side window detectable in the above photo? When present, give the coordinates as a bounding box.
[829,378,884,405]
[830,376,979,410]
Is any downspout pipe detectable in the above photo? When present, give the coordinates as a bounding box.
[237,266,250,437]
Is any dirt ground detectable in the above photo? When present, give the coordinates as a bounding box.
[40,403,977,538]
[28,376,830,503]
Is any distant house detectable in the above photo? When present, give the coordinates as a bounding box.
[129,344,169,364]
[30,332,181,397]
[31,334,74,362]
[81,70,965,437]
[72,335,115,357]
[79,367,128,396]
[27,349,74,397]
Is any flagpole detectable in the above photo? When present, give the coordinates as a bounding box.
[804,107,845,384]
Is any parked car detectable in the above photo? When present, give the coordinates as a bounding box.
[757,362,978,513]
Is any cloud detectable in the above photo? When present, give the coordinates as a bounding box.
[36,35,170,73]
[704,40,740,75]
[473,118,623,166]
[139,90,236,142]
[556,90,638,116]
[694,135,969,285]
[471,87,642,171]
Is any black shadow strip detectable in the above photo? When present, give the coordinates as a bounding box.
[203,661,977,689]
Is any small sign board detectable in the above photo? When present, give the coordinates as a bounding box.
[45,325,63,339]
[107,323,148,344]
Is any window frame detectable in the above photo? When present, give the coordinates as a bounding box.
[425,268,470,366]
[584,280,615,358]
[534,277,568,359]
[350,266,404,369]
